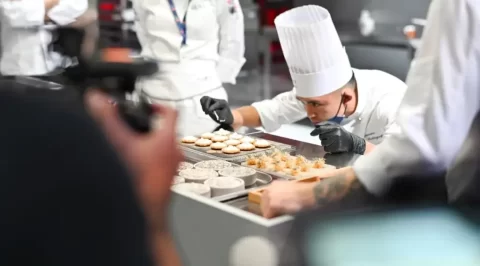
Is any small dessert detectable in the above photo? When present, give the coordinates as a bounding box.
[195,138,212,147]
[172,183,211,198]
[178,168,218,183]
[210,142,227,150]
[291,168,300,177]
[178,162,194,171]
[229,133,243,140]
[246,156,258,166]
[274,164,284,172]
[222,145,241,154]
[214,128,231,136]
[212,135,229,142]
[300,164,311,172]
[194,160,232,170]
[240,136,255,143]
[313,159,326,169]
[256,160,267,169]
[254,139,271,148]
[201,132,215,139]
[224,139,241,146]
[181,136,198,144]
[238,142,255,151]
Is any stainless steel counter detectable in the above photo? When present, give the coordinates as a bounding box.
[169,132,360,266]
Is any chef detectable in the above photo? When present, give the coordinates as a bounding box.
[0,0,89,76]
[201,5,407,155]
[132,0,246,136]
[260,0,480,218]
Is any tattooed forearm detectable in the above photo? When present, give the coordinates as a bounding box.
[313,172,365,206]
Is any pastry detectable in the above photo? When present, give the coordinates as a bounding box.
[178,162,194,171]
[172,183,211,198]
[222,145,241,154]
[212,135,229,142]
[254,139,271,148]
[195,138,212,147]
[312,159,326,169]
[224,139,241,146]
[178,168,218,183]
[214,128,231,136]
[238,142,255,151]
[204,177,245,197]
[240,136,255,143]
[181,136,198,144]
[210,142,227,150]
[194,160,232,170]
[201,132,215,139]
[246,156,258,166]
[229,133,243,140]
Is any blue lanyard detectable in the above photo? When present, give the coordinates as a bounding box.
[167,0,190,46]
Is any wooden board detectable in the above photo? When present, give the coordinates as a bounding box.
[247,176,322,204]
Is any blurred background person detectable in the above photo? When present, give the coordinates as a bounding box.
[0,87,183,266]
[0,0,91,77]
[132,0,246,136]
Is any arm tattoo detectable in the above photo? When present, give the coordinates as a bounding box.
[313,173,365,206]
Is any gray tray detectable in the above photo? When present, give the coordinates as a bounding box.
[179,153,273,202]
[180,137,294,163]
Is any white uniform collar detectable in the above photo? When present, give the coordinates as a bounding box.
[343,68,367,123]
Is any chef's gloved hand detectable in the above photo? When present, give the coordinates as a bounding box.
[310,122,366,154]
[200,96,234,131]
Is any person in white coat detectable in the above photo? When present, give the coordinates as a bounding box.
[201,5,407,155]
[0,0,89,76]
[260,0,480,218]
[132,0,246,136]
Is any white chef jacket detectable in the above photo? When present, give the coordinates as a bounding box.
[0,0,88,75]
[251,69,407,144]
[133,0,246,101]
[353,0,480,195]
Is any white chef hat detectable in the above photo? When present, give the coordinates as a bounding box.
[274,5,352,98]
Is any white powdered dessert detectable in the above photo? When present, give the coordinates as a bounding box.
[224,139,241,146]
[240,136,255,144]
[204,177,245,197]
[211,135,229,142]
[222,145,241,154]
[194,160,232,170]
[210,142,227,150]
[178,168,219,183]
[181,136,198,144]
[172,183,211,198]
[229,133,243,140]
[201,132,215,139]
[238,142,255,151]
[214,128,231,136]
[218,167,257,186]
[195,138,213,147]
[177,162,194,171]
[254,139,271,148]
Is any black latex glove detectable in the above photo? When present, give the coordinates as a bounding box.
[200,96,234,126]
[310,122,366,154]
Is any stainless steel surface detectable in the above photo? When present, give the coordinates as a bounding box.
[181,149,273,202]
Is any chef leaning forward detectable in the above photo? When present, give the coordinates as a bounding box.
[261,0,480,218]
[132,0,246,136]
[201,5,407,155]
[0,0,89,76]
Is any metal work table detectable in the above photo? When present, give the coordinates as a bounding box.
[169,132,360,266]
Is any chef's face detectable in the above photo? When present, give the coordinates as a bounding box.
[297,89,347,124]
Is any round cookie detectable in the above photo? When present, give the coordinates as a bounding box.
[238,142,255,151]
[240,137,255,144]
[229,133,243,140]
[214,128,231,136]
[254,139,271,148]
[222,145,241,154]
[181,136,198,144]
[211,142,227,150]
[201,132,215,139]
[212,135,229,142]
[195,138,213,147]
[224,139,241,146]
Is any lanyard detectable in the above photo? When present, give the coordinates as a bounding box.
[167,0,190,46]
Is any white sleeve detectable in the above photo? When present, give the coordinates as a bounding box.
[47,0,88,26]
[0,0,46,27]
[251,89,307,132]
[353,0,480,195]
[216,0,246,84]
